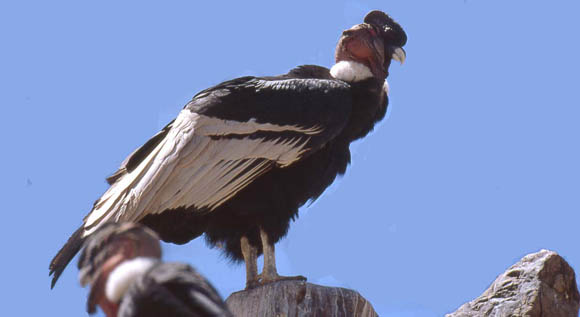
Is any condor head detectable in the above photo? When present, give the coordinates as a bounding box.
[78,223,162,315]
[334,10,407,81]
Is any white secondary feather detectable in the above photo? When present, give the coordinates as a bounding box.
[105,257,158,303]
[83,109,321,235]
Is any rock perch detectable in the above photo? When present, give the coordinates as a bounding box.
[226,281,377,317]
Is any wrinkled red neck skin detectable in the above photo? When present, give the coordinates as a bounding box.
[99,298,119,317]
[335,24,387,80]
[89,253,124,317]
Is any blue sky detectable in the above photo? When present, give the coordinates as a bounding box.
[1,1,579,316]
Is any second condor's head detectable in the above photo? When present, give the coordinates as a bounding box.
[333,10,407,82]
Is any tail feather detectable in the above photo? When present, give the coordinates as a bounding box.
[49,226,86,289]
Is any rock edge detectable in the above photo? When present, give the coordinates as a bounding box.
[447,249,580,317]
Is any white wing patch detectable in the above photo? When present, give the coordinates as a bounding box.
[83,109,320,235]
[197,116,323,136]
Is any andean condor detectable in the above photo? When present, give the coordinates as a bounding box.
[50,10,407,289]
[79,222,231,317]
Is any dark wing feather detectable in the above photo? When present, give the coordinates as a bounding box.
[189,76,351,153]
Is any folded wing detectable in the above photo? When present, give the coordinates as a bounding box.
[83,76,352,236]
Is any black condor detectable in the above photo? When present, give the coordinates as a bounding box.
[50,10,407,289]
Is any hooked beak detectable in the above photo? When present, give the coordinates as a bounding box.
[392,47,406,65]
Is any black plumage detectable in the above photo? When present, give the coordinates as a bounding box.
[141,72,386,258]
[50,10,407,289]
[118,262,231,317]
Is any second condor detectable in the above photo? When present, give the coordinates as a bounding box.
[50,10,407,289]
[79,223,231,317]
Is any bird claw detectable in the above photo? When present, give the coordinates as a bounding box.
[245,274,307,289]
[264,274,307,284]
[262,273,307,285]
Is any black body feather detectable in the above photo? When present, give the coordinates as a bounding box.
[118,262,231,317]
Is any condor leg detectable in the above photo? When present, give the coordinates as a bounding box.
[240,235,259,289]
[259,227,306,284]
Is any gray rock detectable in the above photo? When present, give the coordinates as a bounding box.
[225,280,377,317]
[447,249,580,317]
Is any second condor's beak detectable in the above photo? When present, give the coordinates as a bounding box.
[392,47,406,65]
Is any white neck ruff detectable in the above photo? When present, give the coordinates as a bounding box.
[330,60,390,95]
[105,257,158,303]
[330,61,373,82]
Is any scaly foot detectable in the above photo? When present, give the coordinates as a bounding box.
[260,272,307,285]
[245,273,307,289]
